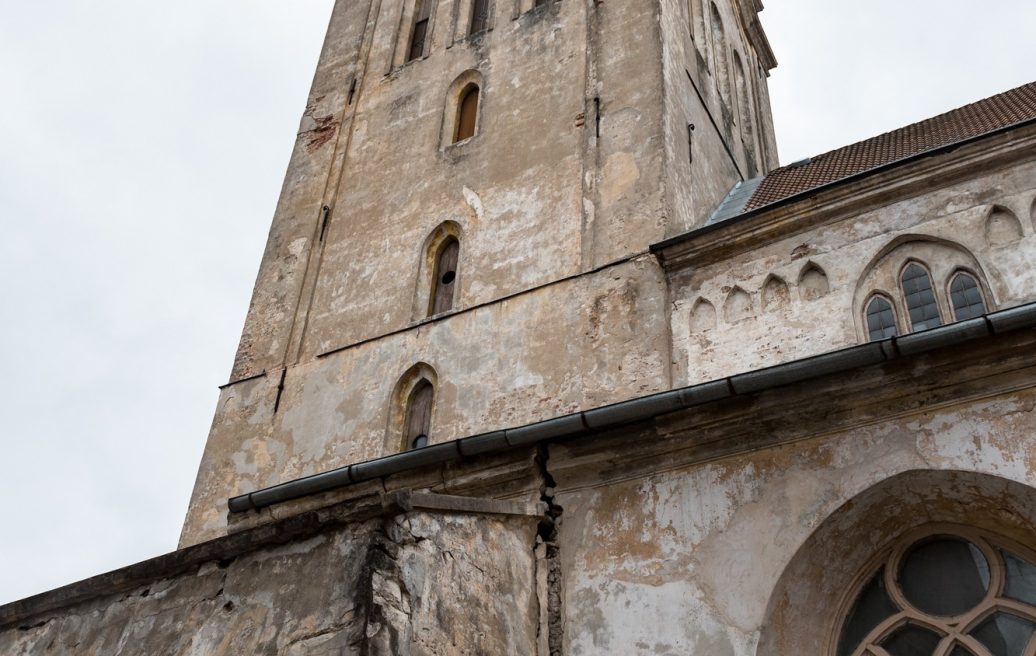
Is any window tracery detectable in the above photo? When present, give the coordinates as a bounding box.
[901,263,943,332]
[949,272,987,321]
[855,240,994,343]
[837,528,1036,656]
[865,295,898,341]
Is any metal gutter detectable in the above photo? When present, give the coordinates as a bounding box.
[650,115,1036,253]
[228,301,1036,514]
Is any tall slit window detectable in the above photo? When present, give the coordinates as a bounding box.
[950,272,987,321]
[454,85,479,143]
[865,296,898,342]
[408,0,432,62]
[901,263,942,332]
[470,0,490,34]
[430,238,459,315]
[404,381,434,450]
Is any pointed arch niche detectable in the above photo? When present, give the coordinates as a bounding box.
[386,362,439,453]
[799,262,831,301]
[413,220,463,320]
[757,470,1036,656]
[761,275,790,311]
[985,205,1024,247]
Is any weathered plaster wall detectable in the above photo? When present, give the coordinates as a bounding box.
[184,0,780,546]
[660,0,777,237]
[552,382,1036,655]
[2,511,539,656]
[183,256,670,544]
[668,157,1036,386]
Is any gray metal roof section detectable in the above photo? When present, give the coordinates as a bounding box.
[706,176,765,226]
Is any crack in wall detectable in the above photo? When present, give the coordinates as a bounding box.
[536,444,566,656]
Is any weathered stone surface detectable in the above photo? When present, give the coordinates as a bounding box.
[1,510,539,655]
[181,0,777,547]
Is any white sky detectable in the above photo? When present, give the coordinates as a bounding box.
[0,0,1034,605]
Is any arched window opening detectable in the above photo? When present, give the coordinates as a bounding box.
[470,0,490,34]
[950,272,987,321]
[407,0,433,62]
[454,85,479,143]
[709,3,731,105]
[865,296,898,342]
[404,380,434,450]
[901,263,942,332]
[430,238,460,315]
[837,529,1036,656]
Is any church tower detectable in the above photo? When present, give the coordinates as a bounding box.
[181,0,778,545]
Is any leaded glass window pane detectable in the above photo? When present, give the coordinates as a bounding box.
[970,612,1036,656]
[1003,551,1036,606]
[950,273,987,321]
[899,538,989,617]
[866,296,898,341]
[837,570,898,656]
[880,624,943,656]
[901,264,942,332]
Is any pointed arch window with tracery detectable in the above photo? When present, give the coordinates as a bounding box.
[837,528,1036,656]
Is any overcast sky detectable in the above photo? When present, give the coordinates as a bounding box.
[1,0,1034,606]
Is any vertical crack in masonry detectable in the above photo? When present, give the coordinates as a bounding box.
[536,445,565,656]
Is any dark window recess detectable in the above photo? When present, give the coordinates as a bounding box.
[408,0,432,62]
[836,569,898,656]
[880,624,943,656]
[901,263,943,332]
[470,0,490,34]
[455,86,479,142]
[950,272,987,321]
[535,0,550,6]
[865,296,898,342]
[970,612,1036,656]
[431,239,460,315]
[899,537,989,617]
[405,381,434,450]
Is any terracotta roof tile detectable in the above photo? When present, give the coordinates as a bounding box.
[743,81,1036,212]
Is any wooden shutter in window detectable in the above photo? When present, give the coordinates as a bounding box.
[455,87,479,142]
[405,382,434,450]
[431,239,460,315]
[408,0,432,62]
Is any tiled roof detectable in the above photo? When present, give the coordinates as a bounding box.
[743,81,1036,212]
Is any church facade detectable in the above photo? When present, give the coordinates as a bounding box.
[4,0,1036,653]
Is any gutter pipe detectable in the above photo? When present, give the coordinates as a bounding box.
[229,301,1036,514]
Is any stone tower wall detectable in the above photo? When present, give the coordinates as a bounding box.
[182,0,777,546]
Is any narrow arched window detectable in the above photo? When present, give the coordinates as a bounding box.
[470,0,490,34]
[949,272,987,321]
[430,238,459,315]
[901,263,942,332]
[865,296,898,342]
[454,85,479,142]
[407,0,433,62]
[404,380,434,450]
